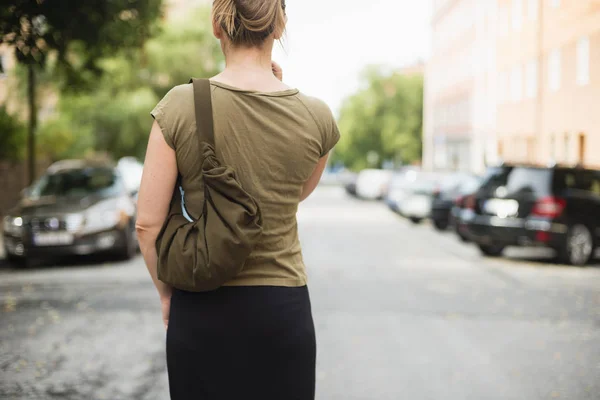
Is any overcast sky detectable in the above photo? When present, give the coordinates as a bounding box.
[272,0,432,115]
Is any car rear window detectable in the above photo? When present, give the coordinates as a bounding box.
[480,167,551,197]
[553,169,600,196]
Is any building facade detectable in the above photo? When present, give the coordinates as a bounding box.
[424,0,600,172]
[423,0,499,174]
[496,0,600,167]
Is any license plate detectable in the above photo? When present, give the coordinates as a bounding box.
[33,232,74,246]
[484,199,519,217]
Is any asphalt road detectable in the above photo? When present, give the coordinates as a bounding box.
[1,186,599,400]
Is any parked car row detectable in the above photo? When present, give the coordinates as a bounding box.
[347,163,600,266]
[2,157,144,267]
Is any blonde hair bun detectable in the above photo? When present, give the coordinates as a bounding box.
[213,0,286,46]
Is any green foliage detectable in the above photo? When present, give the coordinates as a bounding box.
[0,107,25,161]
[38,5,223,161]
[333,66,424,171]
[0,0,162,86]
[145,6,223,97]
[57,86,159,160]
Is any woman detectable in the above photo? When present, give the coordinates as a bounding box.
[135,0,340,399]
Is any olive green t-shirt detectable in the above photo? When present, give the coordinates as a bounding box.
[151,80,340,287]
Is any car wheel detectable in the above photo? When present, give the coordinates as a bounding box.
[6,254,30,268]
[433,219,448,231]
[409,217,423,224]
[457,231,470,243]
[454,223,470,242]
[558,224,594,266]
[478,244,505,257]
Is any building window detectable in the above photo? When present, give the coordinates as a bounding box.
[511,64,523,102]
[512,0,523,31]
[578,133,586,164]
[577,37,590,86]
[548,49,561,92]
[525,60,538,98]
[527,0,539,21]
[498,5,510,37]
[498,71,509,103]
[527,137,536,163]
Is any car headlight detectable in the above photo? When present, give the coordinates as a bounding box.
[65,214,85,233]
[3,216,24,236]
[81,200,130,235]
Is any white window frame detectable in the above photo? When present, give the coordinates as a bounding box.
[512,0,523,31]
[525,60,538,98]
[527,0,539,21]
[511,64,523,102]
[548,49,561,92]
[576,36,590,86]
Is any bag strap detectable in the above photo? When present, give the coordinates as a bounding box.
[190,78,215,147]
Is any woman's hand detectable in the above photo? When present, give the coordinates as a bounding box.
[161,295,171,330]
[271,61,283,81]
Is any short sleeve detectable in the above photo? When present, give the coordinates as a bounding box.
[320,107,341,157]
[301,96,341,158]
[150,84,194,150]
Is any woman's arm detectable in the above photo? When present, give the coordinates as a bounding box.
[136,121,178,305]
[300,154,329,202]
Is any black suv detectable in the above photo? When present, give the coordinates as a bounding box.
[461,164,600,265]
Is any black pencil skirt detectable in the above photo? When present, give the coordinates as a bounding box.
[166,285,316,400]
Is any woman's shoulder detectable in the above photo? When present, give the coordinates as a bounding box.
[151,83,195,150]
[296,92,330,112]
[154,83,195,121]
[295,93,336,126]
[162,83,194,103]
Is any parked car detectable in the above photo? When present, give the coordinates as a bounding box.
[431,174,482,231]
[355,169,393,200]
[395,173,449,224]
[384,169,418,211]
[461,164,600,265]
[452,193,475,242]
[341,172,358,196]
[2,159,138,266]
[117,156,144,201]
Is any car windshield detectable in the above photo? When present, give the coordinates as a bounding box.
[30,168,122,198]
[389,171,418,188]
[409,177,437,192]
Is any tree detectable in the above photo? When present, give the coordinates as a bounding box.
[145,6,223,99]
[332,66,424,171]
[0,0,162,184]
[0,106,25,161]
[43,5,223,161]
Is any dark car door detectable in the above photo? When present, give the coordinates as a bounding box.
[553,168,600,238]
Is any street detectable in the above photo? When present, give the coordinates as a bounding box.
[1,186,599,400]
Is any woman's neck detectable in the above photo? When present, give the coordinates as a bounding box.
[225,46,272,73]
[212,44,289,92]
